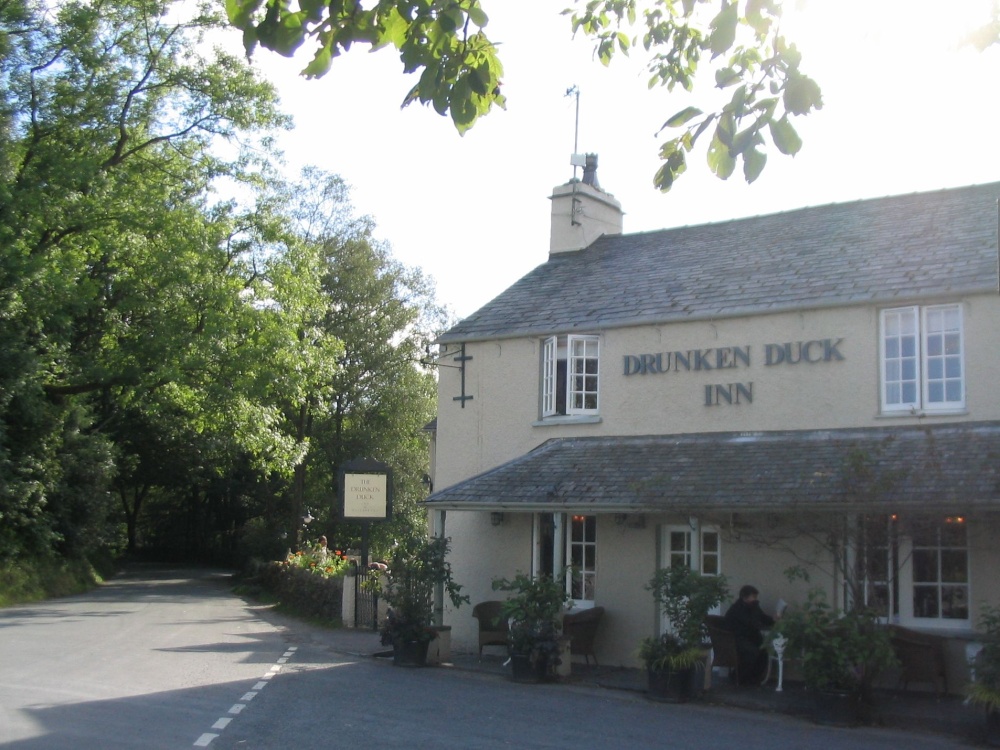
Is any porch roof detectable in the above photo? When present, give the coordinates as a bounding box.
[424,421,1000,514]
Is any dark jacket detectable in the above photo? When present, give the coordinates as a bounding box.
[723,598,775,648]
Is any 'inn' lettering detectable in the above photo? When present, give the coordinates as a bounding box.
[704,382,753,406]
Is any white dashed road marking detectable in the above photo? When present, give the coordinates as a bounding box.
[191,644,296,746]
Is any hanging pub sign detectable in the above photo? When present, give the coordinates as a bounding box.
[338,458,393,521]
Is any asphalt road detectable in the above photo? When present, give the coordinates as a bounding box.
[0,566,972,749]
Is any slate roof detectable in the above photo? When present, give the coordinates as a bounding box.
[439,182,1000,343]
[424,421,1000,513]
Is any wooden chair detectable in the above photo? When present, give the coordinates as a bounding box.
[472,600,509,659]
[705,614,740,684]
[562,606,605,667]
[888,624,948,695]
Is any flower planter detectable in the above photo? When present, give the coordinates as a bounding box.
[811,688,861,727]
[392,639,430,667]
[510,652,555,683]
[425,625,451,665]
[647,665,698,703]
[984,708,1000,747]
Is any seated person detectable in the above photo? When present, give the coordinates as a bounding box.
[724,584,778,685]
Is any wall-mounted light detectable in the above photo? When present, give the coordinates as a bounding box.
[490,512,505,527]
[614,513,628,527]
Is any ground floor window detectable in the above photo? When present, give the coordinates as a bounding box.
[857,515,969,627]
[569,514,596,605]
[659,522,722,632]
[663,522,721,576]
[911,517,969,621]
[532,512,597,608]
[858,515,897,618]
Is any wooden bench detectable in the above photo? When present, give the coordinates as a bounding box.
[562,606,605,667]
[888,624,948,695]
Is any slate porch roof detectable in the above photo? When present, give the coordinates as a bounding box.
[438,182,1000,344]
[424,421,1000,514]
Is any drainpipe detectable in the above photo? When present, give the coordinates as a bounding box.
[434,510,446,627]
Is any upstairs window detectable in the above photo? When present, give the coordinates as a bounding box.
[880,304,964,414]
[541,335,600,417]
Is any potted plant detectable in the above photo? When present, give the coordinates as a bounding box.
[777,588,897,726]
[492,572,571,682]
[967,603,1000,745]
[372,535,468,666]
[640,565,729,702]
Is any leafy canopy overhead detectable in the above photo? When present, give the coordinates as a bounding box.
[226,0,824,191]
[226,0,504,134]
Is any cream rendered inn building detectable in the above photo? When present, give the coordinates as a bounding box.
[424,159,1000,691]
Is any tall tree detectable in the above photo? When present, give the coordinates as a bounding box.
[0,0,295,561]
[2,0,448,567]
[264,169,445,555]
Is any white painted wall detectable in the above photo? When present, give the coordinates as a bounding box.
[432,292,1000,668]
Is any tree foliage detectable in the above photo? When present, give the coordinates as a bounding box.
[226,0,504,134]
[1,0,288,562]
[265,169,445,556]
[1,0,443,569]
[227,0,823,191]
[569,0,823,190]
[229,1,999,192]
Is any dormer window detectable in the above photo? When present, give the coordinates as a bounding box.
[541,334,600,417]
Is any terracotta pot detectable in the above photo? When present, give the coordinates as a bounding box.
[647,666,697,703]
[392,639,429,667]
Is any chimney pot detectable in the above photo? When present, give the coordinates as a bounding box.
[549,154,623,254]
[581,153,600,189]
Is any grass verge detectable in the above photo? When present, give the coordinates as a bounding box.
[0,553,119,607]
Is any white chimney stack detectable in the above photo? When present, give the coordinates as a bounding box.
[549,154,624,254]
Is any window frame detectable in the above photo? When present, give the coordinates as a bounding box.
[903,517,970,626]
[859,515,971,629]
[541,337,558,417]
[566,335,600,415]
[879,304,965,414]
[540,334,600,419]
[567,514,597,608]
[659,522,723,633]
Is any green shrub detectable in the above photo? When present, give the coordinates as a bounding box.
[968,603,1000,711]
[0,554,110,607]
[777,588,896,695]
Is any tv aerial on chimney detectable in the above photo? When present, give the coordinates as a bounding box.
[566,84,585,180]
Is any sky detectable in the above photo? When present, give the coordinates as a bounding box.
[237,0,1000,322]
